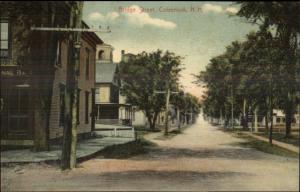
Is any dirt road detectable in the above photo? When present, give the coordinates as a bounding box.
[1,116,299,191]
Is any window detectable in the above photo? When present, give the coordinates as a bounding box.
[55,40,62,67]
[59,84,65,127]
[0,20,10,58]
[95,88,100,103]
[276,118,281,123]
[98,50,104,60]
[77,89,81,125]
[85,91,89,124]
[85,48,90,80]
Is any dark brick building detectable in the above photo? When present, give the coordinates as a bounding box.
[0,2,102,150]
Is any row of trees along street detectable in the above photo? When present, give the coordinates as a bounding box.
[195,2,300,144]
[119,50,201,133]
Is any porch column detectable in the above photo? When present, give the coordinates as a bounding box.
[254,108,258,132]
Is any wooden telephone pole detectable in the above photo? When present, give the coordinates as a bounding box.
[164,86,171,136]
[70,3,83,169]
[31,2,110,169]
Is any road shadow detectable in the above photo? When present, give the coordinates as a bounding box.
[91,138,268,161]
[130,146,264,161]
[97,170,252,182]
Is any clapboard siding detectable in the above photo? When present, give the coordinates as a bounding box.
[49,34,97,139]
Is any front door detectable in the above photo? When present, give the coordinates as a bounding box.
[1,85,32,140]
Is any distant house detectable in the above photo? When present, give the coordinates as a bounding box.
[94,44,133,126]
[0,2,102,150]
[249,109,300,132]
[260,109,299,128]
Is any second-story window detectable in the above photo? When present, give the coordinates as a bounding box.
[85,48,90,80]
[55,40,62,67]
[0,20,10,58]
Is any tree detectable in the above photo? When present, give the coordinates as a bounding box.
[195,30,283,139]
[236,2,300,137]
[171,91,201,126]
[119,50,183,131]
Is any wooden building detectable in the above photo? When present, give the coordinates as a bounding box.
[0,2,102,150]
[95,44,133,126]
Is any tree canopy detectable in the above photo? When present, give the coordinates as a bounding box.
[196,2,300,137]
[119,50,183,130]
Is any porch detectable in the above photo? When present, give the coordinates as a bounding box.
[94,103,133,126]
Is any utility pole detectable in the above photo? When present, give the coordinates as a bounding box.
[70,3,83,169]
[164,86,171,135]
[230,65,234,130]
[31,2,110,170]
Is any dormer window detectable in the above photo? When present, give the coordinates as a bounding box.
[98,50,104,60]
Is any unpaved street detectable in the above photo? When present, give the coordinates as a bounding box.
[1,116,299,191]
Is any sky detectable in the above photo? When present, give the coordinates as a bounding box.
[82,1,258,99]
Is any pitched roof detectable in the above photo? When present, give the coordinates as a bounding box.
[95,61,118,83]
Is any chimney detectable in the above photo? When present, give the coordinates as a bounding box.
[121,50,125,62]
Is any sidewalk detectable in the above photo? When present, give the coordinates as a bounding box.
[1,137,134,164]
[244,132,299,154]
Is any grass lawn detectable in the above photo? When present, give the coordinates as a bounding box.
[234,131,299,158]
[96,139,156,159]
[254,132,300,147]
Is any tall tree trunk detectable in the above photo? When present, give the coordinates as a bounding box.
[152,112,159,131]
[285,104,292,138]
[265,111,269,133]
[177,108,181,131]
[33,4,57,151]
[146,111,155,131]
